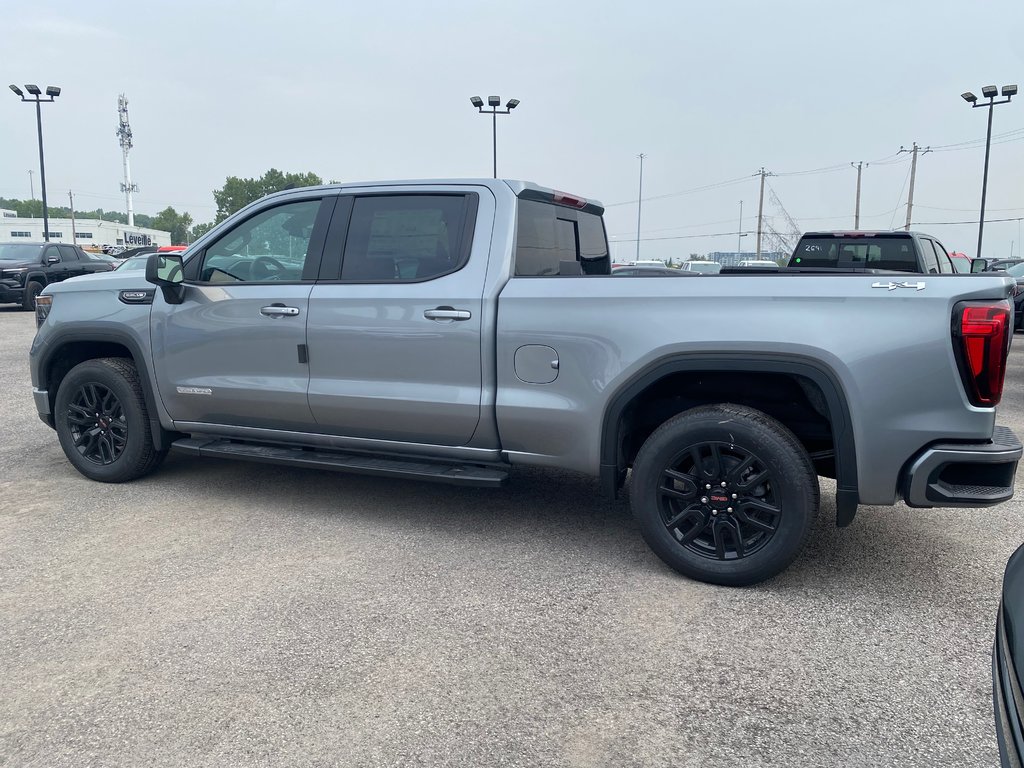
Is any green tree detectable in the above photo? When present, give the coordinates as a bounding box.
[190,221,215,241]
[151,206,193,244]
[212,169,323,222]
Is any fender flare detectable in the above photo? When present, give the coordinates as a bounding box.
[36,326,171,450]
[599,352,859,526]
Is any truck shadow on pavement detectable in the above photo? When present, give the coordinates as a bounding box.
[147,453,1004,599]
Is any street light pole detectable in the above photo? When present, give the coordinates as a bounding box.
[962,85,1017,259]
[636,153,645,262]
[10,84,61,242]
[470,95,520,179]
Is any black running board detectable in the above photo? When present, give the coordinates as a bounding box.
[171,437,509,487]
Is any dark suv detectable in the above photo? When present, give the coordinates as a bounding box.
[0,242,115,310]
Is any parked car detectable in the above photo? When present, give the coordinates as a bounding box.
[680,260,722,274]
[788,231,956,273]
[979,259,1024,273]
[998,262,1024,331]
[0,242,116,310]
[28,179,1021,586]
[994,542,1024,766]
[612,265,692,277]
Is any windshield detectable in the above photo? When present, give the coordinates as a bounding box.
[115,256,149,271]
[1004,262,1024,277]
[0,244,42,262]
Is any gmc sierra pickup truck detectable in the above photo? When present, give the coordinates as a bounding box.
[28,179,1023,586]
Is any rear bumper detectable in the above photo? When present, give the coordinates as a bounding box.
[902,425,1021,508]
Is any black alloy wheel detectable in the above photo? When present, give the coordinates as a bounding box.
[54,357,167,482]
[630,403,819,586]
[66,382,128,465]
[658,441,780,561]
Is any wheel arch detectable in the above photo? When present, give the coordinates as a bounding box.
[599,353,859,526]
[37,329,173,450]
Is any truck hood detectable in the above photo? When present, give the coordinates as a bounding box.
[0,258,42,270]
[42,270,154,294]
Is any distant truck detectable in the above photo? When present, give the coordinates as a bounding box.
[788,231,957,274]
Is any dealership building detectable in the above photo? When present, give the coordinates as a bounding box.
[0,209,171,248]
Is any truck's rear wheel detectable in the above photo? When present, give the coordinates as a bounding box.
[54,358,167,483]
[630,403,819,586]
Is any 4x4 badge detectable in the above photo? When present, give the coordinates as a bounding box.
[871,281,926,291]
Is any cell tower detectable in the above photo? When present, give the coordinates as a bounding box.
[116,94,138,226]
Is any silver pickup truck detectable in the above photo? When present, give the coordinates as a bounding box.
[28,179,1023,585]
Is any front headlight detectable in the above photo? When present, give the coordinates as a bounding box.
[1,268,28,283]
[34,294,52,328]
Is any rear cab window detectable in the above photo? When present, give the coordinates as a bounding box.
[790,235,918,271]
[514,193,610,276]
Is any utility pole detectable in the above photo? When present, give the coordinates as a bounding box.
[737,200,743,255]
[68,190,77,245]
[28,170,35,200]
[755,167,773,258]
[851,161,866,229]
[636,153,646,262]
[898,142,930,231]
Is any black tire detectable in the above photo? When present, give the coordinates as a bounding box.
[630,403,819,586]
[54,357,167,482]
[22,281,42,311]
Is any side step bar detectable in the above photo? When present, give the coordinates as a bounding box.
[170,437,509,487]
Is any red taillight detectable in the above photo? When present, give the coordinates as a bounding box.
[953,301,1011,406]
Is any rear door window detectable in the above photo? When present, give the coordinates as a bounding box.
[338,194,476,282]
[930,240,954,274]
[918,239,939,274]
[58,245,80,262]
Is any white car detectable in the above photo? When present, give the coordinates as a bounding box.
[738,259,779,268]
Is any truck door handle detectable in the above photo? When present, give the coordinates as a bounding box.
[424,307,472,321]
[260,304,300,318]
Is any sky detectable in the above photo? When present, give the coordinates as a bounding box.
[2,0,1023,260]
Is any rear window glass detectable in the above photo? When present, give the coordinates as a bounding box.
[515,199,609,276]
[790,237,917,270]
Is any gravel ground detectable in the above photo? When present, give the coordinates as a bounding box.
[2,304,1023,767]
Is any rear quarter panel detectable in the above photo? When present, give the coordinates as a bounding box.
[495,273,1014,504]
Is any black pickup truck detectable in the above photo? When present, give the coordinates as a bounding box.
[0,242,115,310]
[788,231,959,274]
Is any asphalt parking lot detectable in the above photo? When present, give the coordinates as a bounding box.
[3,305,1024,768]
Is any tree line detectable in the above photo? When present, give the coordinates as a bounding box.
[2,168,324,245]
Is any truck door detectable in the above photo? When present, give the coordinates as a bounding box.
[149,196,332,430]
[306,188,491,446]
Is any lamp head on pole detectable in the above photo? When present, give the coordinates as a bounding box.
[982,85,999,98]
[9,84,24,97]
[1002,84,1018,98]
[45,86,61,98]
[469,96,483,108]
[487,95,500,107]
[24,84,41,96]
[961,91,977,103]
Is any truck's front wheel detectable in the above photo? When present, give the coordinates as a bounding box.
[630,403,819,586]
[54,358,167,483]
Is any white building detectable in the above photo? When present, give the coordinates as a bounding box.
[0,216,171,248]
